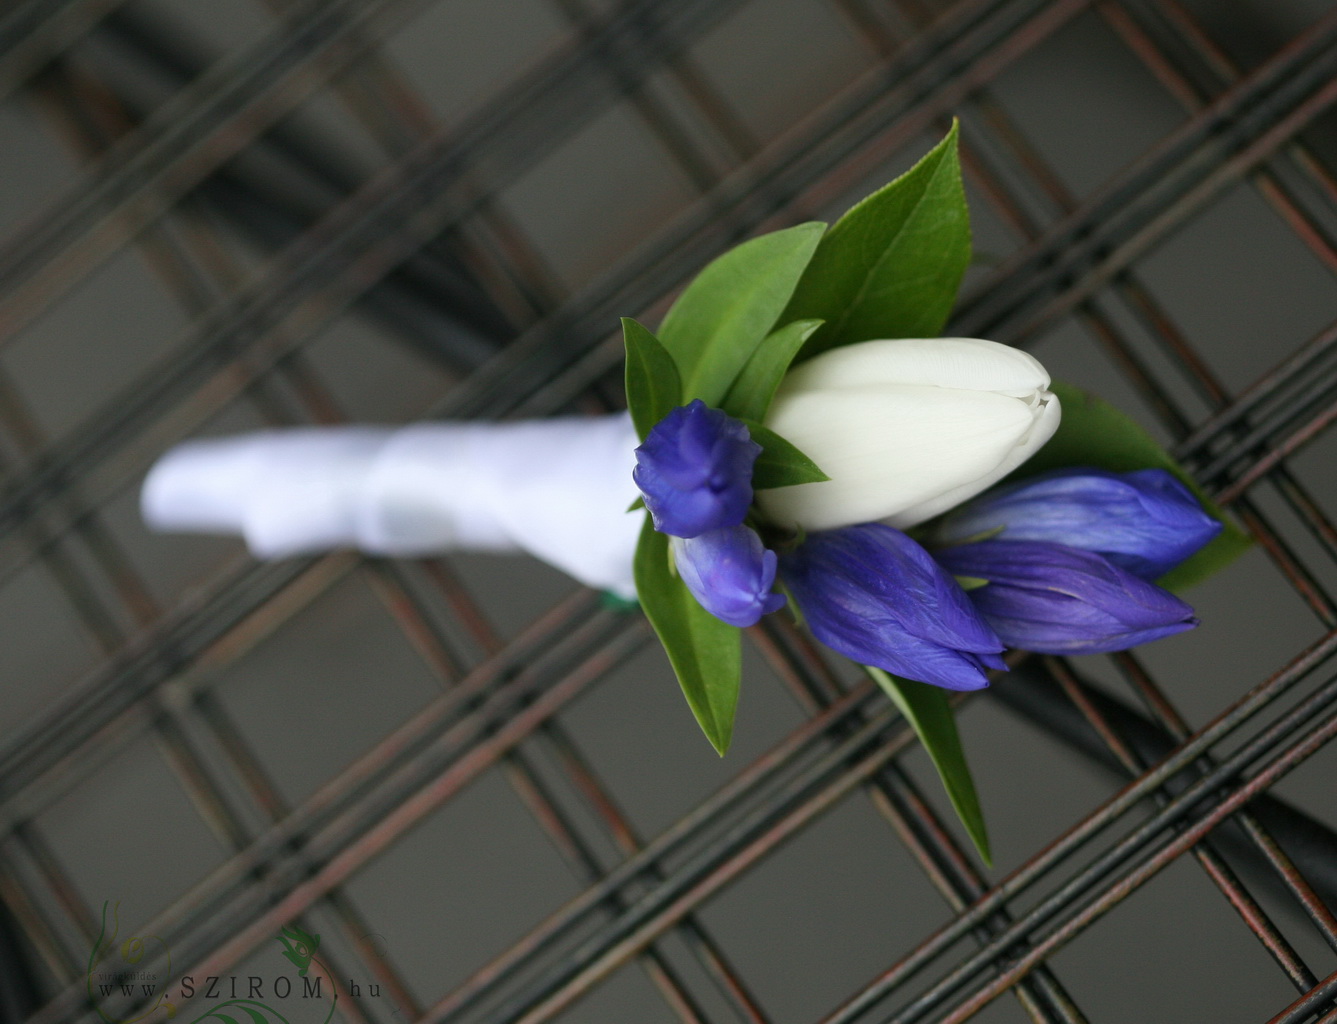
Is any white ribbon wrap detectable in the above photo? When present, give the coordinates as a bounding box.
[140,414,644,598]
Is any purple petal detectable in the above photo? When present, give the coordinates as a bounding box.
[673,525,785,628]
[936,539,1198,654]
[633,400,760,538]
[781,524,1004,691]
[938,468,1222,579]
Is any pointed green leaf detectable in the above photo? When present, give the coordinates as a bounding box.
[1013,381,1251,591]
[785,121,970,357]
[867,667,991,864]
[623,317,682,441]
[740,420,830,489]
[634,517,741,754]
[721,318,824,422]
[659,222,826,405]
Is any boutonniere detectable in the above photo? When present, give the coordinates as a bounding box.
[623,122,1248,859]
[141,122,1249,861]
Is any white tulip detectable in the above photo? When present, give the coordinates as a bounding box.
[756,338,1060,531]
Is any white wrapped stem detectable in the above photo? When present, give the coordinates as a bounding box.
[141,414,644,598]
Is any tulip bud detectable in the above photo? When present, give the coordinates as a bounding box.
[757,338,1060,531]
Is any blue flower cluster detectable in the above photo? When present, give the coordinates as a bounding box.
[634,402,1222,691]
[634,400,785,627]
[933,468,1219,656]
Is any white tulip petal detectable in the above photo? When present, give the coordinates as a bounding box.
[758,385,1039,530]
[885,390,1061,527]
[780,338,1050,397]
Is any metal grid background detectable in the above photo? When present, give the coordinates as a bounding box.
[1,0,1337,1021]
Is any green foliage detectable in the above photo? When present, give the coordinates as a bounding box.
[625,223,826,756]
[784,120,971,357]
[633,518,742,754]
[623,126,982,761]
[721,318,824,422]
[1016,381,1251,590]
[623,318,682,441]
[867,668,991,864]
[740,420,830,490]
[658,222,825,406]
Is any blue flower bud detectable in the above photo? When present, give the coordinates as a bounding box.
[937,468,1221,580]
[673,525,786,627]
[935,539,1198,654]
[633,400,761,538]
[781,524,1006,691]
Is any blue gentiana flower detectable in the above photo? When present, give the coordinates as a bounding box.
[633,399,761,537]
[781,524,1005,690]
[934,539,1198,654]
[673,525,786,627]
[937,467,1222,580]
[634,402,787,627]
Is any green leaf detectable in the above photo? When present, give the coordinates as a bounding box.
[721,318,824,422]
[659,222,826,406]
[740,420,830,489]
[784,121,970,358]
[634,517,742,754]
[1013,381,1251,591]
[623,317,682,441]
[867,667,991,865]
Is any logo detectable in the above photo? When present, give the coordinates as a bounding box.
[87,902,382,1024]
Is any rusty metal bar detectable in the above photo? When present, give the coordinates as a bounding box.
[0,0,122,100]
[0,0,444,337]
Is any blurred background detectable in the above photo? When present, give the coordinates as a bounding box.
[1,0,1336,1021]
